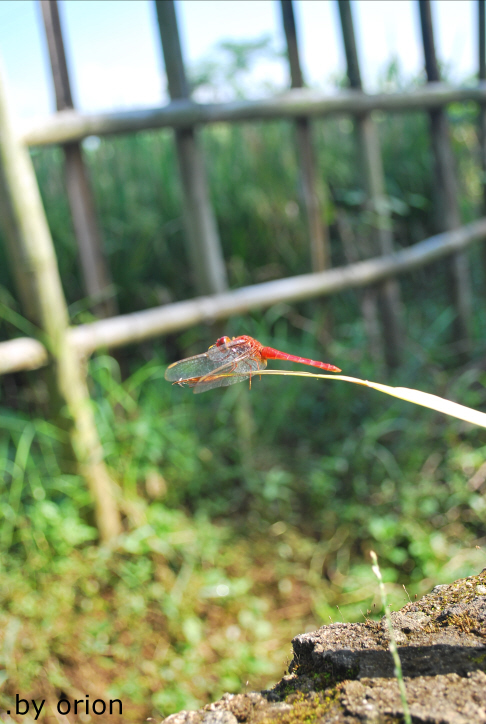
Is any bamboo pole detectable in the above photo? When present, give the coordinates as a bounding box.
[0,64,121,542]
[480,0,486,211]
[154,0,227,296]
[0,338,48,374]
[479,0,486,283]
[40,0,116,319]
[20,84,486,147]
[280,0,329,272]
[2,217,485,375]
[338,0,403,368]
[419,0,472,345]
[480,0,486,203]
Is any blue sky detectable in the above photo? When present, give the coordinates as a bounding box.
[0,0,477,122]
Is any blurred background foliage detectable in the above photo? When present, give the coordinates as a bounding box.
[0,54,486,720]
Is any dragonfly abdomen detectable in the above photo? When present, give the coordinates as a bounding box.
[260,347,341,373]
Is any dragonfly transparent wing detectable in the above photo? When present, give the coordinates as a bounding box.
[193,356,266,394]
[165,351,221,383]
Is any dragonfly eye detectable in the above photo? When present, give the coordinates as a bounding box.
[216,336,231,348]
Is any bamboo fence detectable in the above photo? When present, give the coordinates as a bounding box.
[1,0,486,542]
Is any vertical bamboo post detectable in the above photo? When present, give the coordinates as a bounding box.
[0,64,121,542]
[479,1,486,214]
[154,0,228,296]
[40,0,116,319]
[419,0,472,344]
[280,0,329,272]
[479,0,486,281]
[337,0,403,368]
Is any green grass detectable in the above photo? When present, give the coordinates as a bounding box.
[1,317,485,719]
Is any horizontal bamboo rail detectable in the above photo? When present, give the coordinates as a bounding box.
[0,337,49,373]
[2,217,486,376]
[21,83,486,147]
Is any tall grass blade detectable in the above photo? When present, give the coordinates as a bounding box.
[370,550,412,724]
[254,371,486,427]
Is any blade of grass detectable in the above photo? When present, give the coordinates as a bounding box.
[1,423,35,549]
[0,302,46,345]
[252,371,486,428]
[370,550,412,724]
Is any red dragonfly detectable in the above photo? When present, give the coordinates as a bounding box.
[165,335,341,394]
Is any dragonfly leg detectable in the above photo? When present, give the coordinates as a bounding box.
[173,377,200,388]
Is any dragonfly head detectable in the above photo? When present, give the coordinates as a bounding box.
[215,336,232,348]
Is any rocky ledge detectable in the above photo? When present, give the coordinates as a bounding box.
[163,569,486,724]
